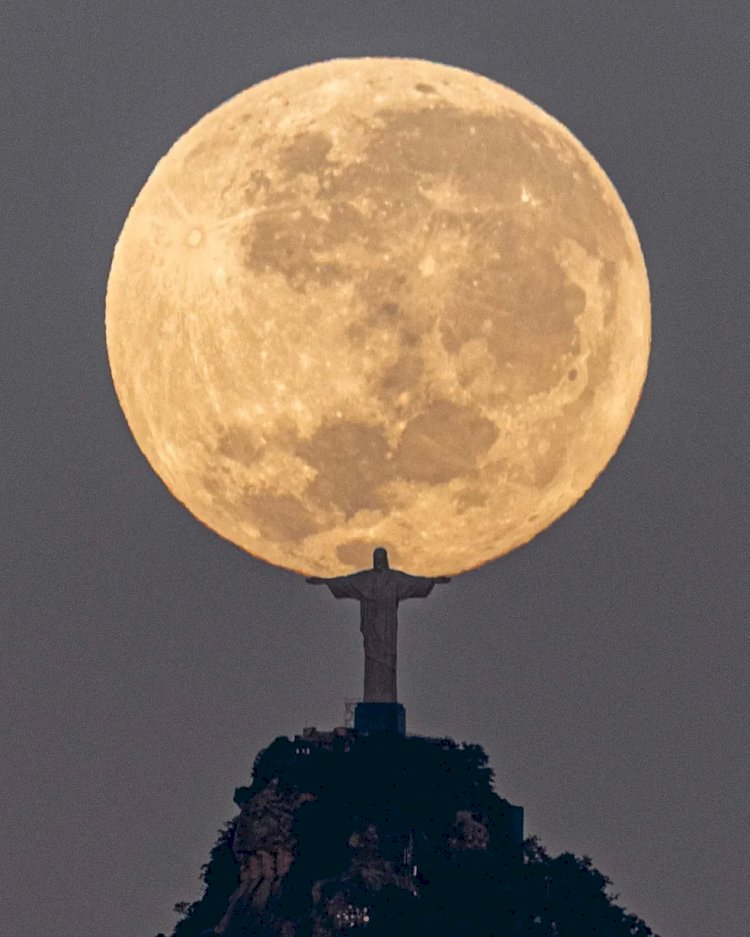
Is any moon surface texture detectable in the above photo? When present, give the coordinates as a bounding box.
[106,58,650,577]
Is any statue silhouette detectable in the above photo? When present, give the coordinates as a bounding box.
[307,548,450,703]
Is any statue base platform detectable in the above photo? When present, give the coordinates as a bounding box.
[355,701,406,736]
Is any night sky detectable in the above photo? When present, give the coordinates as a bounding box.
[3,4,748,937]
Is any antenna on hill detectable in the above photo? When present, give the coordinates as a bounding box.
[344,698,360,729]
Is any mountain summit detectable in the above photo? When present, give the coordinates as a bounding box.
[160,729,655,936]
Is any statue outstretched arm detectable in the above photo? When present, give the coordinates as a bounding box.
[305,573,368,600]
[396,571,451,599]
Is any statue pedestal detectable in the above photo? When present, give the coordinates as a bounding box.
[509,804,524,845]
[354,702,406,736]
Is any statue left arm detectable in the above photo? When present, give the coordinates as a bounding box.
[396,571,451,600]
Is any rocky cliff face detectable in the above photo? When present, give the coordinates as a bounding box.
[215,781,313,934]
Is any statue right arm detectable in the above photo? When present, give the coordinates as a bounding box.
[306,573,367,600]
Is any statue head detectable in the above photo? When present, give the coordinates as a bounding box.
[373,547,390,570]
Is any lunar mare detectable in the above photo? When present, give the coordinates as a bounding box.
[106,58,650,576]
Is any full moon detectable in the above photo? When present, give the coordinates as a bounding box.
[106,58,650,577]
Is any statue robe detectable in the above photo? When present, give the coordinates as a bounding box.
[323,568,437,703]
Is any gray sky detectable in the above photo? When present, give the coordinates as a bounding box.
[3,3,748,936]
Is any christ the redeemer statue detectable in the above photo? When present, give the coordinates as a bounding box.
[306,547,450,703]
